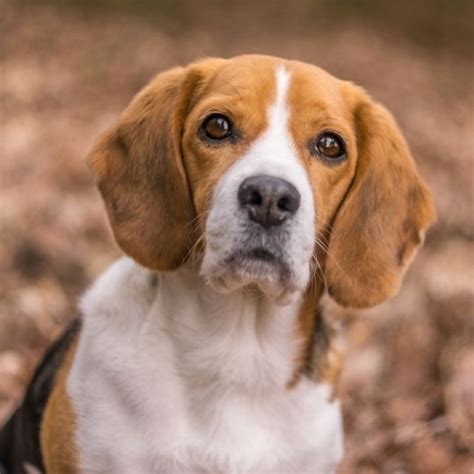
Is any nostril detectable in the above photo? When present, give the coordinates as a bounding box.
[238,183,263,208]
[278,192,300,214]
[249,190,262,206]
[277,196,290,211]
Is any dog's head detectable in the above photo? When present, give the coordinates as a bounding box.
[88,55,435,308]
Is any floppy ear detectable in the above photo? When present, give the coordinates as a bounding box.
[326,88,436,308]
[87,65,208,270]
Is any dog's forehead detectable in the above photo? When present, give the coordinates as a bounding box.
[201,56,348,120]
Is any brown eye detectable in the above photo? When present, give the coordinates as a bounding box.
[201,114,232,140]
[310,132,346,162]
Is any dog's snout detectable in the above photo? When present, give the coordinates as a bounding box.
[238,175,301,228]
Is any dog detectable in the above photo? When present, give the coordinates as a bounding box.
[0,54,435,473]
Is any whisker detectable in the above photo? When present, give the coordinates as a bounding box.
[185,232,206,266]
[184,211,211,265]
[312,253,328,292]
[312,237,352,285]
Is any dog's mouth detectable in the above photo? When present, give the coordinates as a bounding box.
[233,247,283,266]
[201,246,305,305]
[225,247,290,281]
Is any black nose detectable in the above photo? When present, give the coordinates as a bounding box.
[237,175,301,228]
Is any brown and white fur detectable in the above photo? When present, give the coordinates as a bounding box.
[3,55,435,474]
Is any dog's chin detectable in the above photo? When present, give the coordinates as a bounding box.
[201,249,309,306]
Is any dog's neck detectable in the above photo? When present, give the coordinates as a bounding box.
[145,267,309,391]
[80,257,329,394]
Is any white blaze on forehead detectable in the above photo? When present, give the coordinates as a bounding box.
[270,66,292,134]
[251,66,296,162]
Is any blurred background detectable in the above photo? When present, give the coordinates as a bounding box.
[1,0,473,472]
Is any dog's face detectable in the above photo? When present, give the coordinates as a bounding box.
[88,55,435,308]
[183,59,357,304]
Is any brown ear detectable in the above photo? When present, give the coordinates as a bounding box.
[87,66,202,270]
[326,88,436,308]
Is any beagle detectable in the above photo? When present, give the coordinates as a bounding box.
[0,55,435,474]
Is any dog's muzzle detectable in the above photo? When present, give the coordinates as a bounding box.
[201,165,314,305]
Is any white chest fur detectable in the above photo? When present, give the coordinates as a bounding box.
[68,258,343,473]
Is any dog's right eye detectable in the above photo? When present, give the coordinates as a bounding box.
[201,114,233,140]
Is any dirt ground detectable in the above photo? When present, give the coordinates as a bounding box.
[1,1,473,472]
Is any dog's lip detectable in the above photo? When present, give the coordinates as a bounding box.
[226,247,281,265]
[202,246,302,304]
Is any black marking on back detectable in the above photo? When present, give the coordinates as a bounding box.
[0,319,81,474]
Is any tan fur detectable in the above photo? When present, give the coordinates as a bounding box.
[289,273,343,390]
[40,338,79,474]
[324,84,436,307]
[87,67,198,271]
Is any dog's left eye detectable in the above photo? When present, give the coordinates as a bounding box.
[309,132,346,162]
[201,114,233,140]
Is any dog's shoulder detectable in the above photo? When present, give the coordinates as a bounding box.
[79,257,157,326]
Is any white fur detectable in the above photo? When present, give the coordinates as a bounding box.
[68,67,342,473]
[69,258,343,473]
[201,67,315,304]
